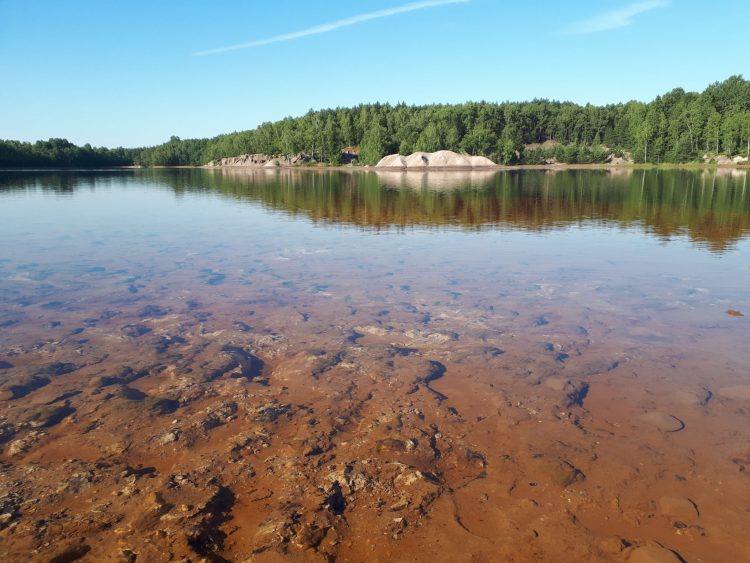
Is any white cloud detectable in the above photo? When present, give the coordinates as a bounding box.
[567,1,669,34]
[193,0,470,56]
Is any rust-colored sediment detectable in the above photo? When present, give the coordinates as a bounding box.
[1,265,749,563]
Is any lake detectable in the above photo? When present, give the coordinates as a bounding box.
[0,168,749,562]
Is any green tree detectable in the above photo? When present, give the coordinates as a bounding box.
[359,121,388,165]
[415,123,442,152]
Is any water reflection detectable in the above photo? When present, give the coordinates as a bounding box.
[1,168,749,252]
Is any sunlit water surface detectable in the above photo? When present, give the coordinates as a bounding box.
[1,168,749,561]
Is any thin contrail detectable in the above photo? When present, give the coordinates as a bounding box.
[567,1,669,34]
[192,0,470,56]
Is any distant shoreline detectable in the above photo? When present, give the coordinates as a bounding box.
[1,163,748,173]
[201,161,750,171]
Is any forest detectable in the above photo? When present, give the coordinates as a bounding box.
[2,75,749,168]
[0,138,137,168]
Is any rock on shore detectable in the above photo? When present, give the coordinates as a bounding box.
[376,150,496,169]
[206,153,312,168]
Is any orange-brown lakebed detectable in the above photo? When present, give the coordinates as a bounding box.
[0,168,749,562]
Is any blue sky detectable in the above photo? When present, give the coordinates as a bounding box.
[0,0,747,147]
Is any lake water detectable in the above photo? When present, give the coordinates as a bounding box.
[0,168,749,562]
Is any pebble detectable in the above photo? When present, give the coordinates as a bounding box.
[159,431,179,445]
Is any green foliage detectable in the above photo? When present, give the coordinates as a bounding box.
[0,138,136,167]
[498,136,520,165]
[133,136,209,167]
[2,76,749,168]
[521,144,609,165]
[359,121,390,165]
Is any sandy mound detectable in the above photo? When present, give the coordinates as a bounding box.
[466,155,496,167]
[403,152,432,168]
[428,150,472,167]
[376,150,496,169]
[375,154,407,168]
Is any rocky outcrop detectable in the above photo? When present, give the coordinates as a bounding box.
[607,153,634,165]
[703,154,750,165]
[206,153,313,168]
[376,150,496,169]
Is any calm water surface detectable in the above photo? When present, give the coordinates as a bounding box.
[1,168,750,561]
[1,169,748,336]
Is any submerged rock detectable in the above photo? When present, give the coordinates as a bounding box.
[545,459,586,487]
[35,362,77,377]
[196,401,238,431]
[201,346,265,382]
[253,517,294,553]
[105,385,146,402]
[563,380,589,407]
[294,522,328,550]
[0,491,22,530]
[658,496,699,520]
[8,430,46,456]
[0,421,15,443]
[47,542,91,563]
[28,403,75,428]
[159,430,180,445]
[628,545,684,563]
[640,411,685,432]
[149,398,180,415]
[122,324,151,337]
[2,374,51,400]
[254,401,293,423]
[673,388,712,406]
[138,305,168,317]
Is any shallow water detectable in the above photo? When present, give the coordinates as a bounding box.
[1,168,749,561]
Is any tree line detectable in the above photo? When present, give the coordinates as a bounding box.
[0,138,138,168]
[2,76,749,168]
